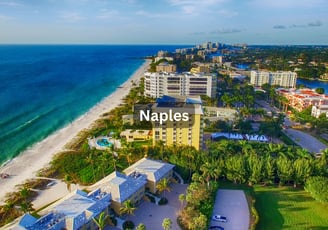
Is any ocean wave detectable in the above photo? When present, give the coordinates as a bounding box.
[0,109,54,141]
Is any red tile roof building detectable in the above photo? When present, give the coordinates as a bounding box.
[277,88,328,112]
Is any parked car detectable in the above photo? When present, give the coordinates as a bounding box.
[209,226,224,230]
[212,215,227,222]
[46,181,57,187]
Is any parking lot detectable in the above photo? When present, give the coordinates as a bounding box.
[210,189,249,230]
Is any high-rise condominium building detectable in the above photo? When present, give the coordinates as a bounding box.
[151,95,204,150]
[250,70,297,88]
[144,72,217,98]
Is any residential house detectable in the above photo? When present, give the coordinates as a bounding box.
[15,189,111,230]
[91,171,147,214]
[120,129,152,142]
[124,158,175,194]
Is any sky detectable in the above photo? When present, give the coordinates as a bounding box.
[0,0,327,45]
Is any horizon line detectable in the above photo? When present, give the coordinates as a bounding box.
[0,43,328,47]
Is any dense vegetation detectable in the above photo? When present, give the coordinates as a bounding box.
[228,46,328,79]
[178,178,217,229]
[305,176,328,202]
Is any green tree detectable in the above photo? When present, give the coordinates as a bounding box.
[162,218,172,230]
[293,158,312,187]
[179,194,186,209]
[263,156,275,185]
[136,223,146,230]
[190,213,207,230]
[247,154,264,186]
[156,178,171,197]
[200,161,217,186]
[92,211,109,230]
[19,201,33,214]
[225,155,247,184]
[315,87,325,94]
[305,176,328,202]
[276,156,294,185]
[120,200,137,217]
[63,175,72,192]
[19,187,31,202]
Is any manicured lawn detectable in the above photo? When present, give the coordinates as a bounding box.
[218,181,328,230]
[255,186,328,230]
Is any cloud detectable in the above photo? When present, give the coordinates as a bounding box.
[59,12,85,22]
[135,10,168,18]
[273,21,323,30]
[0,14,12,21]
[97,9,119,19]
[168,0,227,14]
[0,1,23,7]
[218,9,238,17]
[308,20,322,27]
[249,0,326,9]
[211,28,242,34]
[273,25,287,29]
[290,24,306,28]
[189,31,206,36]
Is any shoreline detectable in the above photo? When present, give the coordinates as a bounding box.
[0,59,151,202]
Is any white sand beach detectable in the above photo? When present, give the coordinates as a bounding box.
[0,59,151,203]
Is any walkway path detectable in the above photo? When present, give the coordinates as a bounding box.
[173,171,184,184]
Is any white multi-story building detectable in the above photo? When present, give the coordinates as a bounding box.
[250,70,297,88]
[144,72,217,98]
[311,104,328,118]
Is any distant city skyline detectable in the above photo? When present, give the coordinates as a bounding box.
[0,0,327,45]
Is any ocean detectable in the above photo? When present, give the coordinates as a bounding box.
[0,45,186,164]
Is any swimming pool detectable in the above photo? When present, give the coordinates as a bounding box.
[96,138,113,147]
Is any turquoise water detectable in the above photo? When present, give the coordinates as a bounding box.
[0,45,187,164]
[96,139,113,147]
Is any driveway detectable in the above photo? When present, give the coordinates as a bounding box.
[129,183,188,230]
[210,189,249,230]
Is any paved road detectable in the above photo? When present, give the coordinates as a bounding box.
[283,128,327,153]
[210,189,249,230]
[128,183,188,230]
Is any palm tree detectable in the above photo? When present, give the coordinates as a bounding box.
[20,201,33,214]
[92,211,109,230]
[156,178,171,197]
[178,194,186,209]
[120,199,136,217]
[63,175,72,192]
[200,161,217,186]
[162,218,172,230]
[19,186,31,202]
[136,223,147,230]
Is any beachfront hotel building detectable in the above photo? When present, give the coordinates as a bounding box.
[277,88,328,112]
[124,158,175,194]
[144,72,217,98]
[15,189,111,230]
[151,95,204,150]
[250,70,297,88]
